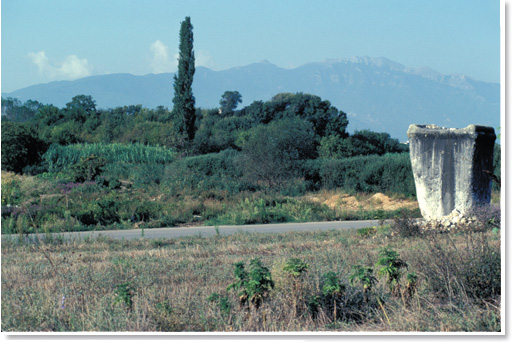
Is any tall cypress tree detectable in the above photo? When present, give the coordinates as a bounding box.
[172,16,196,143]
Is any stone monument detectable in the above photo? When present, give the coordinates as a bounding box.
[407,124,496,220]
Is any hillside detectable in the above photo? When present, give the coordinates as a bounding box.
[3,57,499,141]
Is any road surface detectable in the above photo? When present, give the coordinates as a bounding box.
[4,220,386,242]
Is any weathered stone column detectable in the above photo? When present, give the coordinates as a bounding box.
[407,124,496,220]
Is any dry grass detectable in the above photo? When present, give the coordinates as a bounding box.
[1,219,501,333]
[306,190,418,213]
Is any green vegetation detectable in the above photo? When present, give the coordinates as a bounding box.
[1,87,430,233]
[306,152,416,196]
[172,16,196,145]
[226,258,275,310]
[43,143,176,174]
[1,121,47,174]
[1,215,500,332]
[375,247,408,296]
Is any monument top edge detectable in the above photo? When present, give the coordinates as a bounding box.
[407,124,496,138]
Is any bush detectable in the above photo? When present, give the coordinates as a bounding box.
[1,122,48,173]
[132,201,162,222]
[226,258,275,309]
[238,118,317,190]
[309,153,416,197]
[164,149,254,194]
[319,130,407,159]
[69,154,107,182]
[73,196,120,227]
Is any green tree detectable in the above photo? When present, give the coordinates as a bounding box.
[240,93,349,138]
[64,95,97,123]
[34,104,64,127]
[219,91,242,116]
[172,16,196,143]
[49,121,83,145]
[1,97,43,123]
[267,93,349,138]
[319,129,407,159]
[239,118,316,189]
[1,122,47,173]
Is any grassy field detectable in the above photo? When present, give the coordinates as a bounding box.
[1,209,501,333]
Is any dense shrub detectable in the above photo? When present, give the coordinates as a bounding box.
[132,201,163,222]
[164,149,255,194]
[68,155,107,182]
[306,153,416,197]
[1,122,48,173]
[237,118,317,190]
[73,196,121,226]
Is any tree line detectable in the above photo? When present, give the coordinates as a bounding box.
[1,91,406,173]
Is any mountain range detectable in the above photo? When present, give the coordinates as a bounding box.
[2,56,500,142]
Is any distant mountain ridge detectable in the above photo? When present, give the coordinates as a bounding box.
[3,56,499,141]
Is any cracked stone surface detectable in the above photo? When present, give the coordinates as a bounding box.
[407,124,495,220]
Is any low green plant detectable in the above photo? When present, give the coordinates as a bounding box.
[207,293,232,316]
[404,272,418,303]
[113,282,135,311]
[375,247,408,296]
[226,258,274,310]
[155,300,173,315]
[283,258,309,317]
[283,258,309,279]
[307,295,321,319]
[349,265,377,303]
[321,271,346,321]
[356,226,378,239]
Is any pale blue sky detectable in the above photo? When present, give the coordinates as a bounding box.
[1,0,500,92]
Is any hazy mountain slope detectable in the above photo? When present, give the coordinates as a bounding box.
[3,57,499,141]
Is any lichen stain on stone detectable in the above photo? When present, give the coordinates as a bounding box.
[407,124,495,220]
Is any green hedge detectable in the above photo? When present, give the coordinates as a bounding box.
[305,153,416,197]
[165,151,416,197]
[164,149,257,194]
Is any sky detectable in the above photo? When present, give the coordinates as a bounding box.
[1,0,501,93]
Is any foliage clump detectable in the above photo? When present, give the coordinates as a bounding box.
[226,258,275,310]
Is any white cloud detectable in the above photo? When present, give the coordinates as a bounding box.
[28,51,91,80]
[196,50,216,69]
[150,40,176,73]
[149,40,216,73]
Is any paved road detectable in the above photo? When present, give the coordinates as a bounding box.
[5,220,385,242]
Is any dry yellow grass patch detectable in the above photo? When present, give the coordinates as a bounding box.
[307,191,418,212]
